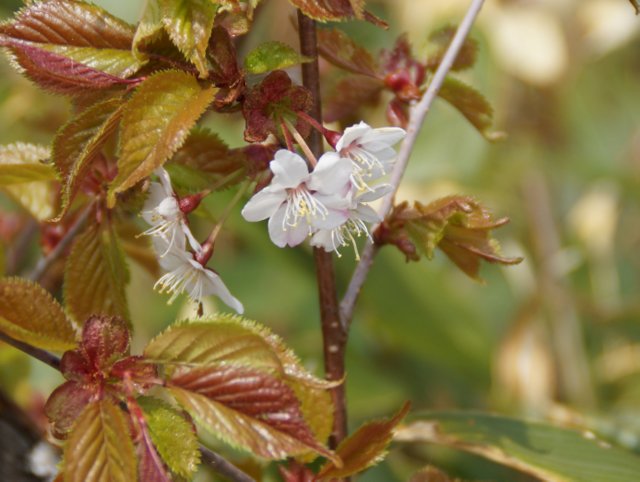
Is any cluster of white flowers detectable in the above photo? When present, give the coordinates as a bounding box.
[241,122,406,255]
[141,168,244,314]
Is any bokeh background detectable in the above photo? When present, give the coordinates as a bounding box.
[1,0,640,480]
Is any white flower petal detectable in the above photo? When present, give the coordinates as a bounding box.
[142,183,169,224]
[270,150,310,188]
[308,152,353,195]
[336,121,370,151]
[241,188,287,222]
[359,127,406,151]
[196,264,244,314]
[267,205,289,248]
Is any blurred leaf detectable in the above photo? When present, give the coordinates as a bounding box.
[409,466,458,482]
[139,397,200,479]
[629,1,640,14]
[318,401,410,479]
[207,26,241,86]
[317,28,379,77]
[396,412,640,482]
[0,277,77,351]
[437,77,502,141]
[108,70,217,206]
[64,400,137,482]
[0,142,55,184]
[289,0,387,27]
[426,26,478,72]
[244,41,312,74]
[116,221,160,278]
[64,223,130,325]
[159,0,219,77]
[323,75,383,123]
[52,97,123,221]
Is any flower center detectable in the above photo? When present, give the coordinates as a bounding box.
[284,185,328,228]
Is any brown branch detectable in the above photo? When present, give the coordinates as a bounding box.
[340,0,487,326]
[0,331,61,371]
[297,10,348,449]
[27,202,94,282]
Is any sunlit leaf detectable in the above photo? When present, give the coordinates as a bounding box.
[52,98,123,221]
[0,277,77,352]
[395,412,640,482]
[132,0,164,59]
[244,41,312,74]
[38,45,146,78]
[289,0,387,27]
[159,0,219,77]
[64,400,137,482]
[437,76,503,141]
[107,70,217,206]
[139,397,200,479]
[318,401,410,479]
[0,142,55,184]
[317,28,379,77]
[64,223,130,325]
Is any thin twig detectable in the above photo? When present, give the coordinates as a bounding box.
[27,203,94,282]
[199,445,257,482]
[0,331,61,370]
[297,10,349,449]
[340,0,486,326]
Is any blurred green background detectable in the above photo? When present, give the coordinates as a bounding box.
[1,0,640,480]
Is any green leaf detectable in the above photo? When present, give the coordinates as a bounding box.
[139,397,200,479]
[0,143,55,184]
[159,0,219,77]
[437,76,503,141]
[0,277,77,352]
[64,400,137,482]
[318,401,410,479]
[52,98,123,221]
[38,45,146,78]
[64,223,129,325]
[132,0,164,59]
[244,41,312,74]
[396,412,640,482]
[107,70,217,206]
[317,28,380,77]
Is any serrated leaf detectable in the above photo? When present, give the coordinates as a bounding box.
[64,223,129,325]
[0,277,77,352]
[170,371,337,463]
[207,26,241,86]
[425,26,478,72]
[395,412,640,482]
[0,142,55,184]
[289,0,387,27]
[133,0,164,59]
[244,41,311,74]
[139,397,200,479]
[64,400,137,482]
[52,98,123,221]
[159,0,219,77]
[437,76,502,141]
[317,28,379,77]
[107,70,217,206]
[318,401,410,479]
[39,45,146,78]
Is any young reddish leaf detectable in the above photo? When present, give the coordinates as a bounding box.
[137,424,173,482]
[0,142,56,184]
[63,400,137,482]
[0,277,77,352]
[317,401,411,479]
[38,44,146,78]
[207,26,241,86]
[52,97,124,221]
[279,461,316,482]
[425,26,478,72]
[132,0,164,59]
[437,77,503,141]
[139,397,200,479]
[289,0,387,27]
[64,223,130,324]
[243,70,312,142]
[169,368,337,463]
[79,315,131,367]
[317,28,380,78]
[0,38,137,94]
[323,75,383,123]
[159,0,219,77]
[45,378,96,438]
[244,41,312,74]
[107,70,217,206]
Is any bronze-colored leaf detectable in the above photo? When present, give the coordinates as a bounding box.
[323,75,383,123]
[289,0,387,27]
[317,28,380,77]
[107,70,217,205]
[64,223,130,324]
[0,277,77,352]
[52,97,123,221]
[317,401,410,479]
[63,400,137,482]
[410,466,458,482]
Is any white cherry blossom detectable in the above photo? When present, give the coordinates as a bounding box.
[152,236,244,314]
[241,149,352,247]
[336,121,406,190]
